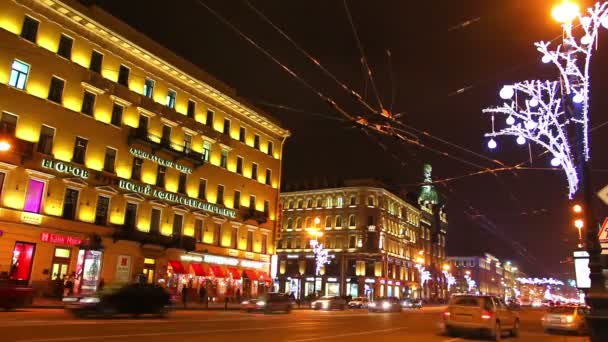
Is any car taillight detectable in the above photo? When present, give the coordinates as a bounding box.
[443,311,451,318]
[481,311,493,320]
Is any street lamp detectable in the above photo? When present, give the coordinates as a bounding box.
[0,140,11,152]
[552,0,580,23]
[307,217,328,297]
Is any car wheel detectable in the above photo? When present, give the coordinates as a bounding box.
[511,319,520,337]
[493,322,502,342]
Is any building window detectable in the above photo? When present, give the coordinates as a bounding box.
[178,173,187,194]
[90,50,103,73]
[62,188,79,220]
[72,137,88,164]
[236,157,243,175]
[48,76,65,104]
[143,78,154,98]
[187,100,196,118]
[161,125,171,147]
[246,231,253,252]
[166,89,176,109]
[223,119,230,135]
[254,135,260,150]
[267,141,274,156]
[367,216,375,226]
[194,219,203,243]
[57,34,73,59]
[261,234,268,254]
[367,196,375,206]
[206,110,214,126]
[265,169,272,185]
[117,65,130,86]
[110,103,123,127]
[172,214,183,236]
[294,237,300,249]
[335,216,343,228]
[1,112,17,136]
[336,196,344,208]
[131,157,143,180]
[81,91,96,116]
[103,147,117,173]
[295,217,302,229]
[124,202,138,229]
[21,16,39,42]
[24,179,45,213]
[213,223,221,246]
[263,200,269,215]
[8,60,29,90]
[156,165,166,187]
[183,133,192,154]
[326,197,333,208]
[150,208,161,234]
[286,218,293,229]
[349,235,356,248]
[198,178,207,200]
[348,215,356,228]
[217,184,225,205]
[220,150,228,169]
[37,125,54,155]
[251,163,258,180]
[288,200,294,209]
[231,227,238,249]
[202,141,211,162]
[316,198,322,208]
[350,196,356,206]
[297,199,303,209]
[246,195,256,212]
[239,127,246,142]
[94,195,110,226]
[325,216,332,229]
[234,190,241,209]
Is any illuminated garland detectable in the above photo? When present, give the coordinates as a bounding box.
[517,277,565,286]
[416,264,431,286]
[310,240,330,275]
[483,2,608,198]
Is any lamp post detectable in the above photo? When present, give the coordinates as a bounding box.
[483,2,608,339]
[307,217,327,297]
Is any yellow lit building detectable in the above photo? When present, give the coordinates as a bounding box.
[0,0,289,299]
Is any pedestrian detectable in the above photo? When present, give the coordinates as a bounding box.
[199,286,207,307]
[224,295,229,310]
[64,275,74,297]
[182,286,188,308]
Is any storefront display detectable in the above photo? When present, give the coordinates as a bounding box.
[74,249,103,294]
[9,242,36,281]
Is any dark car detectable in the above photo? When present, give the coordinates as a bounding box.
[65,283,171,318]
[401,298,423,309]
[0,280,34,310]
[242,293,293,313]
[369,297,402,313]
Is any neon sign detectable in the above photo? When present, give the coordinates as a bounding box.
[41,159,89,179]
[129,148,193,174]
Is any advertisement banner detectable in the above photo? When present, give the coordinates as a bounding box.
[77,250,103,293]
[115,255,131,283]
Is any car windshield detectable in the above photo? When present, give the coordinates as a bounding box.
[549,307,576,314]
[450,296,482,307]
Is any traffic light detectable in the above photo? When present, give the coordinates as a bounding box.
[572,203,584,229]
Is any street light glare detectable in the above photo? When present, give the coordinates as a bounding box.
[574,218,584,229]
[313,217,320,225]
[572,204,583,213]
[552,1,580,24]
[0,140,11,152]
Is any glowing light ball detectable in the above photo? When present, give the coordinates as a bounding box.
[551,157,561,167]
[499,86,514,100]
[516,136,526,145]
[487,139,497,149]
[506,116,515,125]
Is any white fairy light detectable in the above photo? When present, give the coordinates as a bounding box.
[573,93,584,104]
[506,116,515,125]
[516,136,526,145]
[529,98,539,107]
[551,157,561,167]
[581,35,592,45]
[487,138,497,149]
[542,54,552,63]
[499,86,514,100]
[525,121,538,130]
[602,14,608,28]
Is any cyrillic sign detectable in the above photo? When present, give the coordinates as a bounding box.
[40,232,82,246]
[118,179,236,218]
[129,148,193,174]
[42,159,89,179]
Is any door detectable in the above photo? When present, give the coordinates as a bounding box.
[494,298,514,328]
[51,247,71,281]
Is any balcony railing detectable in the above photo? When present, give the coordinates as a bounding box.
[112,226,196,251]
[128,127,204,166]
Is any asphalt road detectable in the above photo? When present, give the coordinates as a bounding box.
[0,307,587,342]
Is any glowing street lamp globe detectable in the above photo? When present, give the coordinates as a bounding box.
[552,0,580,24]
[0,140,11,152]
[487,138,497,149]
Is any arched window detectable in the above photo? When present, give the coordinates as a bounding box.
[295,217,302,228]
[286,218,293,229]
[304,217,311,228]
[316,198,323,208]
[335,215,343,228]
[306,199,313,208]
[288,200,294,209]
[348,214,356,227]
[348,235,356,248]
[326,197,333,208]
[297,199,303,209]
[325,216,332,229]
[367,196,375,207]
[336,196,344,208]
[349,195,356,206]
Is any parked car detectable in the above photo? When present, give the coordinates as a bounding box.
[348,297,370,309]
[65,283,171,318]
[441,295,520,341]
[401,298,422,309]
[242,293,293,314]
[0,280,34,310]
[311,296,347,310]
[369,297,402,313]
[542,306,589,335]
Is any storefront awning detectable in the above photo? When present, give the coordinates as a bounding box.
[168,260,186,274]
[191,263,211,277]
[210,265,225,277]
[227,267,241,279]
[258,271,271,282]
[243,269,258,281]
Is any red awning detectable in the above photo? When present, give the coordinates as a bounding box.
[227,267,241,279]
[210,265,225,277]
[168,260,186,274]
[191,263,210,277]
[258,271,271,282]
[244,269,258,280]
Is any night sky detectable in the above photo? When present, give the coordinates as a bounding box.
[89,0,608,278]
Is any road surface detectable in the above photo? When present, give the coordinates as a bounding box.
[0,307,587,342]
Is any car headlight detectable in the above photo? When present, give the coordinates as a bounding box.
[382,302,391,309]
[256,301,265,306]
[369,302,376,307]
[566,315,574,323]
[312,301,318,306]
[80,297,100,304]
[241,300,250,305]
[322,302,329,309]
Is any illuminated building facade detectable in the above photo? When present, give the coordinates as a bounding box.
[0,0,289,300]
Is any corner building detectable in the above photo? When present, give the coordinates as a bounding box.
[0,0,289,300]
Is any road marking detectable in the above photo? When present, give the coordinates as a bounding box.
[286,327,408,342]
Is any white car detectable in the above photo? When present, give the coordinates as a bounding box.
[348,297,369,309]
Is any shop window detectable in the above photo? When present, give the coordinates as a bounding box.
[110,103,123,127]
[223,119,230,135]
[178,173,187,194]
[21,16,39,42]
[233,190,241,209]
[220,149,228,168]
[187,100,196,118]
[89,50,103,73]
[124,202,137,229]
[266,169,272,185]
[251,163,258,180]
[131,157,143,180]
[217,185,225,205]
[72,136,88,164]
[150,208,161,234]
[236,156,243,174]
[172,214,183,236]
[118,65,130,86]
[94,195,110,226]
[231,227,238,249]
[261,234,268,254]
[156,165,166,187]
[62,188,79,220]
[198,178,207,200]
[143,258,156,284]
[206,109,214,126]
[239,127,246,142]
[23,179,45,213]
[166,89,176,109]
[1,112,18,136]
[202,141,211,162]
[194,219,203,243]
[9,242,36,281]
[51,247,70,281]
[103,147,117,173]
[143,78,154,98]
[48,76,65,104]
[246,231,253,252]
[8,59,29,90]
[57,34,73,59]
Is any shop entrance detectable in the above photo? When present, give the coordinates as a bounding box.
[51,247,71,281]
[9,242,36,282]
[143,258,156,284]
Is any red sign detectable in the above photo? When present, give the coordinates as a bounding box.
[40,232,82,246]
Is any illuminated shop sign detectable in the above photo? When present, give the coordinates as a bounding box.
[180,254,267,269]
[129,148,193,174]
[41,159,89,179]
[40,232,83,246]
[118,179,236,218]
